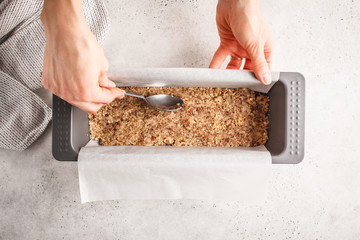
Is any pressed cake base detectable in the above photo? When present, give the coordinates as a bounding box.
[89,87,269,147]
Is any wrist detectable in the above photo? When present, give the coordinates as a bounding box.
[218,0,257,6]
[41,0,86,36]
[218,0,258,12]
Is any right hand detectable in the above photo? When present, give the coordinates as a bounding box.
[40,0,124,113]
[209,0,274,85]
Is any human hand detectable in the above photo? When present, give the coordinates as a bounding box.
[40,0,124,113]
[209,0,274,85]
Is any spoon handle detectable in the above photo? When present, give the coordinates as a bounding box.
[125,92,146,99]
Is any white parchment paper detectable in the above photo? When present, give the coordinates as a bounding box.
[78,68,277,203]
[79,141,271,203]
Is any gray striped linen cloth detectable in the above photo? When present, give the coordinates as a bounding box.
[0,0,109,151]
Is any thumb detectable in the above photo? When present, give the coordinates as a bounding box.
[248,47,272,85]
[98,72,116,88]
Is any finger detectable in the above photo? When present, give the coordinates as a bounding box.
[248,46,271,85]
[243,59,252,70]
[98,73,116,88]
[266,60,272,70]
[264,51,272,70]
[264,38,274,69]
[243,61,271,71]
[226,57,242,69]
[264,37,274,54]
[91,86,125,104]
[69,100,104,114]
[209,45,228,69]
[230,45,250,59]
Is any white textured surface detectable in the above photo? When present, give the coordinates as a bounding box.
[1,0,360,239]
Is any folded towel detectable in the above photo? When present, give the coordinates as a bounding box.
[0,0,109,150]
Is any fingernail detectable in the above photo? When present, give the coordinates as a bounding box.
[109,81,116,88]
[263,72,272,85]
[117,90,125,98]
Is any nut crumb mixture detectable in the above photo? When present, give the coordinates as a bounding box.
[89,87,269,147]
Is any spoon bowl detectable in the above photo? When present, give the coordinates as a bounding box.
[125,92,184,111]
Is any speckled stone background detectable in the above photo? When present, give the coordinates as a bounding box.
[1,0,360,239]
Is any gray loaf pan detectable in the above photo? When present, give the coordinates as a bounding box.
[52,71,305,164]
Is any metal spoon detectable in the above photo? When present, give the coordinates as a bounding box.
[125,92,184,111]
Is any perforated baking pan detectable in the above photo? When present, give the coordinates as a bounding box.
[52,70,305,164]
